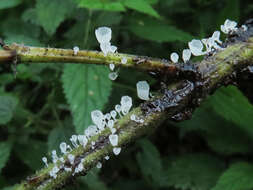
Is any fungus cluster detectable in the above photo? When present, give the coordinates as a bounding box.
[42,95,133,179]
[42,18,248,180]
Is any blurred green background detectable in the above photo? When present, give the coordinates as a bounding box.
[0,0,253,190]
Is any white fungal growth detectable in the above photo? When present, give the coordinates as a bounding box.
[242,25,248,31]
[120,96,132,115]
[42,157,48,167]
[109,134,118,146]
[110,45,117,53]
[95,27,112,44]
[68,154,75,165]
[136,81,150,101]
[188,39,206,56]
[109,64,115,71]
[104,156,110,160]
[96,162,102,169]
[78,135,88,147]
[110,127,116,134]
[130,114,144,123]
[75,162,84,174]
[212,31,222,44]
[64,167,72,172]
[182,49,191,63]
[52,150,58,163]
[121,57,127,64]
[100,42,112,56]
[107,119,114,128]
[110,110,117,120]
[170,52,179,63]
[70,135,78,148]
[113,147,121,155]
[73,46,79,55]
[49,166,60,179]
[221,19,237,34]
[91,110,104,129]
[115,104,122,117]
[59,142,67,154]
[109,72,118,80]
[85,125,98,137]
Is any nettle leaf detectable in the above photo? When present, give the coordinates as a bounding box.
[0,0,21,10]
[178,86,253,155]
[122,0,160,18]
[0,142,12,173]
[80,168,108,190]
[15,140,47,170]
[164,154,225,190]
[48,119,75,152]
[78,0,125,12]
[209,86,253,138]
[35,0,75,35]
[128,16,193,43]
[136,139,165,187]
[0,95,18,125]
[211,162,253,190]
[62,64,112,133]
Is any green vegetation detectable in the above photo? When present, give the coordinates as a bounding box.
[0,0,253,190]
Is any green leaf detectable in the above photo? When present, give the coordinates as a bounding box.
[211,162,253,190]
[0,142,12,173]
[178,86,253,155]
[78,0,125,12]
[164,154,225,190]
[15,140,47,170]
[209,86,253,138]
[0,0,21,10]
[136,139,164,187]
[35,0,75,35]
[122,0,160,18]
[62,64,112,133]
[47,119,75,152]
[0,95,18,125]
[128,16,193,43]
[80,168,108,190]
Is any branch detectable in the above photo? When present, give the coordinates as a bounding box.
[10,28,253,190]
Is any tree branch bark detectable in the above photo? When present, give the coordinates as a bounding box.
[5,31,253,190]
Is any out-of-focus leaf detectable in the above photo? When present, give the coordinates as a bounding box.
[178,86,253,155]
[122,0,160,18]
[15,140,47,170]
[78,0,125,12]
[47,120,74,152]
[0,95,18,125]
[0,0,21,10]
[80,168,108,190]
[136,139,165,187]
[211,162,253,190]
[35,0,75,35]
[128,16,193,43]
[164,154,225,190]
[0,142,12,173]
[62,64,112,133]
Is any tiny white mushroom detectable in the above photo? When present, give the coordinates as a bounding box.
[108,72,118,80]
[182,49,192,63]
[91,110,104,129]
[170,52,179,63]
[109,63,115,71]
[121,57,127,64]
[109,134,118,146]
[136,81,150,101]
[96,162,102,169]
[188,39,206,56]
[73,46,79,55]
[68,154,75,165]
[120,96,133,115]
[59,142,67,154]
[113,147,121,155]
[95,27,112,44]
[42,157,48,167]
[104,156,110,160]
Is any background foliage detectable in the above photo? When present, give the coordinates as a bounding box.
[0,0,253,189]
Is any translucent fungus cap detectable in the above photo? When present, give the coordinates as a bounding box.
[91,110,104,128]
[113,147,121,155]
[170,52,179,63]
[95,27,112,44]
[120,96,132,114]
[182,49,191,63]
[108,72,118,80]
[136,81,150,101]
[188,39,205,56]
[100,42,112,56]
[109,134,118,146]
